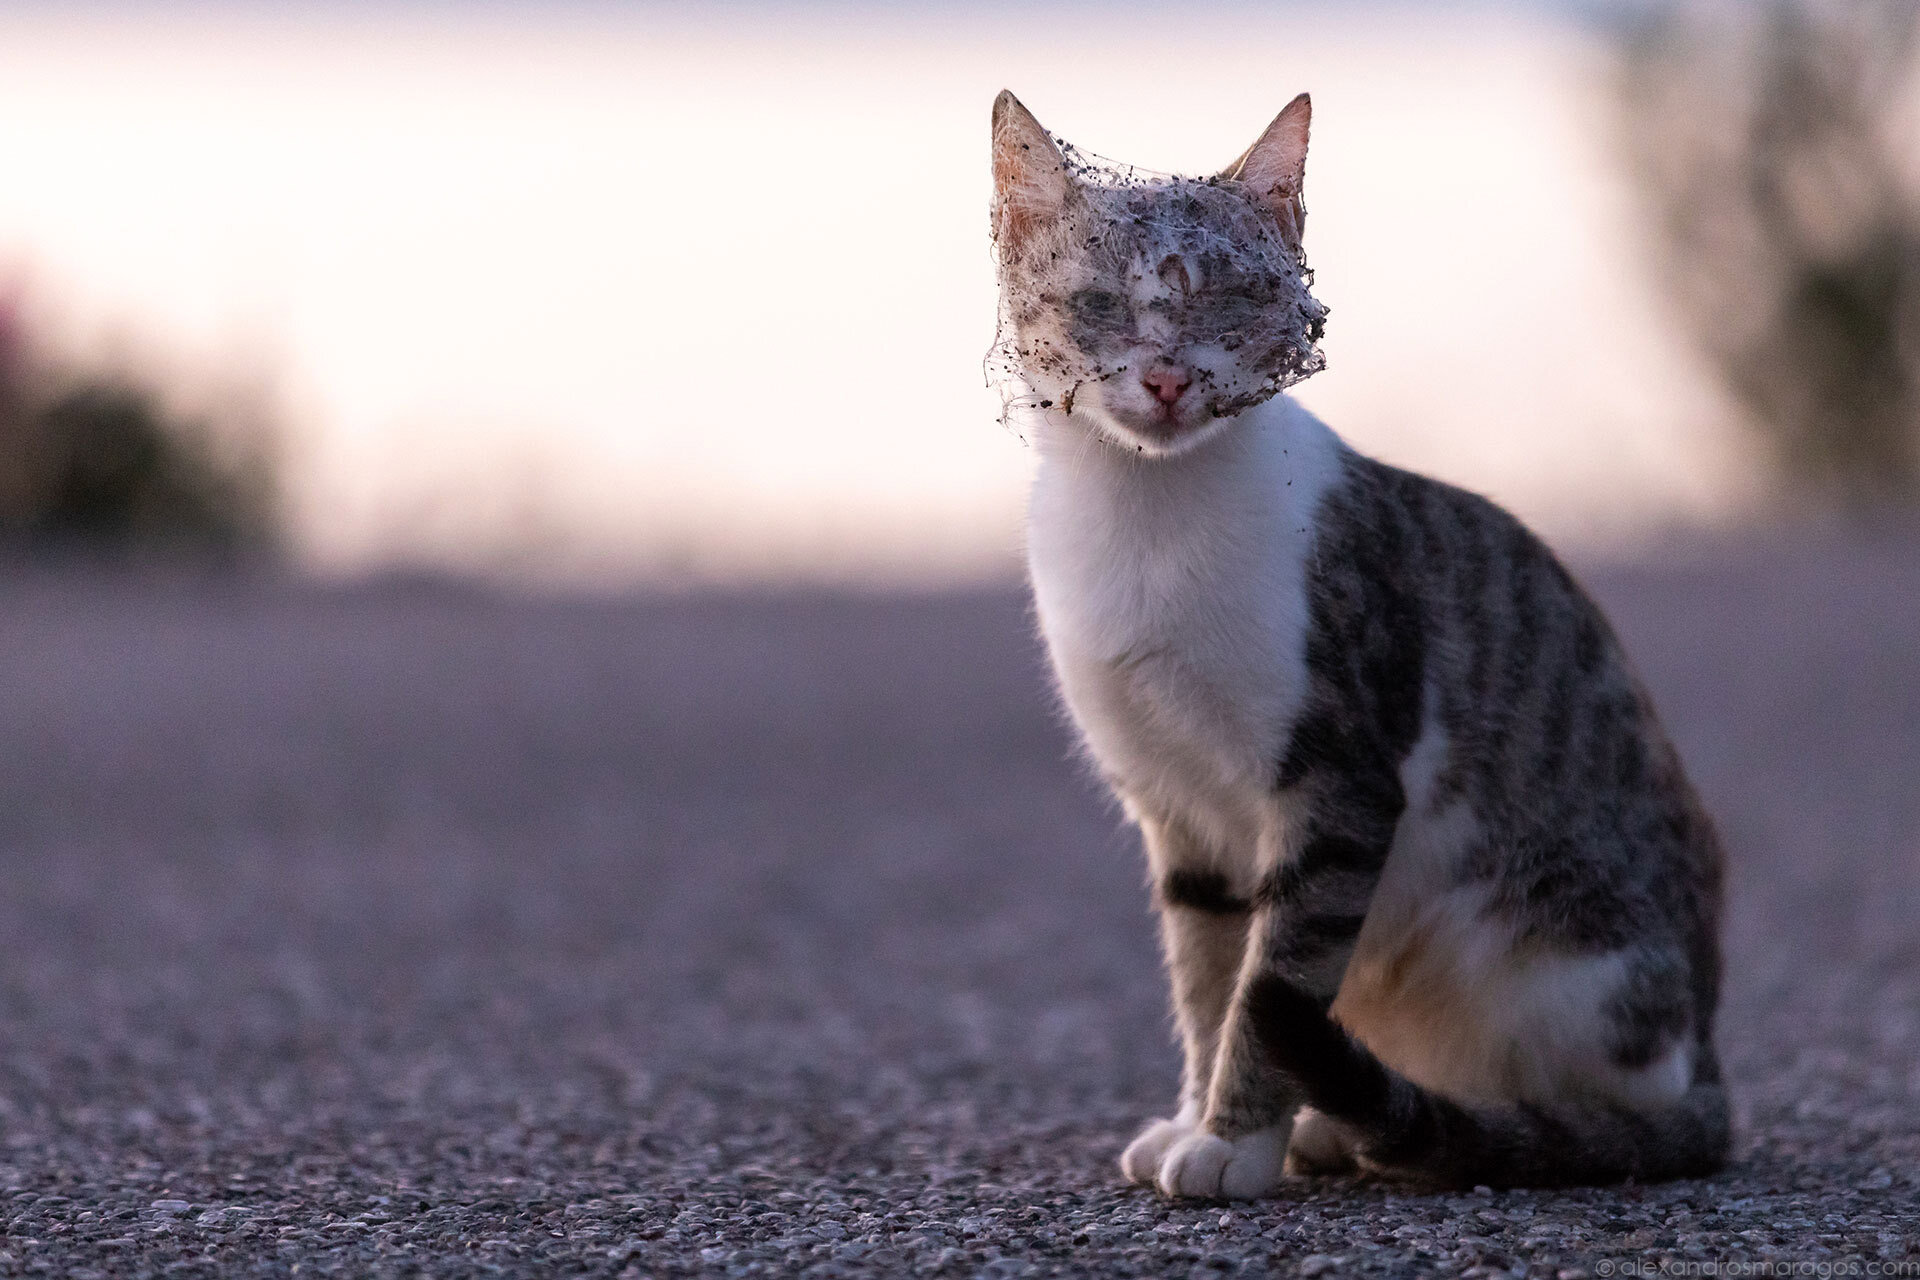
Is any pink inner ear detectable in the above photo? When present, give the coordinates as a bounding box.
[994,141,1072,251]
[1245,96,1310,199]
[1250,143,1304,200]
[995,145,1048,248]
[1238,98,1310,247]
[992,92,1076,252]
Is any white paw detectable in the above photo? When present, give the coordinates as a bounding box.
[1284,1106,1360,1176]
[1120,1116,1193,1185]
[1156,1126,1289,1200]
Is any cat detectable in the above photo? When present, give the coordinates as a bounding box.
[989,90,1730,1195]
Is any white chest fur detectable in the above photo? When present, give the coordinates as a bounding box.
[1025,398,1344,873]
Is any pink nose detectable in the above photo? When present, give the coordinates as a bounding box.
[1141,366,1191,404]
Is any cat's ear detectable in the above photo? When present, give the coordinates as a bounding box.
[1222,93,1311,252]
[992,91,1077,255]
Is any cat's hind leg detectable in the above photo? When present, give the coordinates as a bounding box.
[1283,1106,1359,1175]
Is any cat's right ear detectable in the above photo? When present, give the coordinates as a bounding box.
[1221,93,1312,254]
[992,91,1076,255]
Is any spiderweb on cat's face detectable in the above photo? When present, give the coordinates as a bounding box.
[985,137,1329,440]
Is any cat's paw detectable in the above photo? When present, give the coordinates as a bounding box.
[1119,1115,1196,1185]
[1156,1127,1289,1200]
[1283,1106,1360,1176]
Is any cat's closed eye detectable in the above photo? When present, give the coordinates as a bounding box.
[1208,290,1266,331]
[1069,288,1133,331]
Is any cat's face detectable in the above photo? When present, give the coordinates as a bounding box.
[989,92,1327,457]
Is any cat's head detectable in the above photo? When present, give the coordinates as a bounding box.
[988,91,1328,457]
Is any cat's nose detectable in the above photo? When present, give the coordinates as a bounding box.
[1141,366,1192,404]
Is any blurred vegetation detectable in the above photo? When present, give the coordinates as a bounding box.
[1619,0,1920,511]
[0,298,281,560]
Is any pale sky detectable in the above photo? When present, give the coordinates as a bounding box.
[0,4,1755,584]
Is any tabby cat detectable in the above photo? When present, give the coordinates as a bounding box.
[989,90,1729,1195]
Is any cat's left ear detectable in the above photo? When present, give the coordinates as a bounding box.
[992,91,1077,255]
[1222,93,1311,252]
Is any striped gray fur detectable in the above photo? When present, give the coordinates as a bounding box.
[1233,451,1728,1185]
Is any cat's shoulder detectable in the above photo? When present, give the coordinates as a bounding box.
[1307,442,1590,607]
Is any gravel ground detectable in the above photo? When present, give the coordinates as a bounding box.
[0,530,1917,1278]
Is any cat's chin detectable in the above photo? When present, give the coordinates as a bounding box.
[1095,412,1231,459]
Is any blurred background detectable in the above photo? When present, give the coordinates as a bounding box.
[3,2,1918,1273]
[6,0,1913,584]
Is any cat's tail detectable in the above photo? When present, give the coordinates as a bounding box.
[1253,977,1732,1188]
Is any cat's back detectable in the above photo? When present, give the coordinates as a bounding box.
[1303,454,1725,1103]
[1307,453,1721,891]
[1312,454,1723,922]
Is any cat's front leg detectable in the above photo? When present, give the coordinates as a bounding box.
[1158,796,1398,1199]
[1121,815,1250,1186]
[1153,907,1302,1200]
